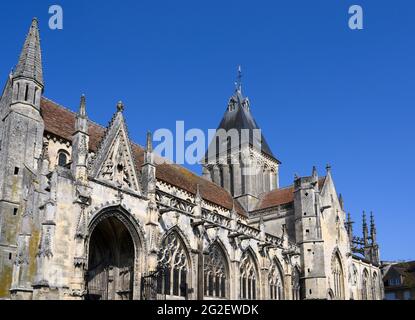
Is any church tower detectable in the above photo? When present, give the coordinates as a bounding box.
[0,18,45,297]
[203,67,280,212]
[293,167,327,300]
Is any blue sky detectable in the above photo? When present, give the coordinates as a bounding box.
[0,0,414,261]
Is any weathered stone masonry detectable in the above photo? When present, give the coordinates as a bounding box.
[0,18,383,300]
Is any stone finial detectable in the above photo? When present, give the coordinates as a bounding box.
[312,166,318,178]
[326,164,332,173]
[117,101,124,112]
[195,184,201,200]
[14,18,43,86]
[79,94,86,117]
[370,211,377,243]
[363,210,369,244]
[235,65,242,93]
[146,131,153,153]
[339,193,344,210]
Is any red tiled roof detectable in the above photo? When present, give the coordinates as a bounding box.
[41,98,105,152]
[254,177,327,211]
[40,97,246,217]
[255,186,294,211]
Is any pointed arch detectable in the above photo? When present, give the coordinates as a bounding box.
[204,240,230,299]
[239,248,260,300]
[331,249,345,300]
[157,229,192,298]
[268,257,284,300]
[85,205,146,300]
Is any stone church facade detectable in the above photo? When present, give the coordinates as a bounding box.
[0,19,383,300]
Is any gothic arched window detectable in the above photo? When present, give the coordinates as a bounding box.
[331,252,345,299]
[157,232,189,298]
[268,258,284,300]
[361,269,369,300]
[240,251,258,300]
[204,244,229,299]
[58,150,69,167]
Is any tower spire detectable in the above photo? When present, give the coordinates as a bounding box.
[75,94,88,133]
[370,211,377,244]
[346,212,354,245]
[146,131,153,153]
[235,65,242,94]
[79,94,86,118]
[14,18,43,87]
[363,211,368,245]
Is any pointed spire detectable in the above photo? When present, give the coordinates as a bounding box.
[235,65,242,94]
[346,212,354,244]
[195,184,202,205]
[14,18,43,86]
[363,210,367,227]
[75,94,88,134]
[144,131,154,166]
[146,131,153,153]
[312,166,318,178]
[363,211,368,245]
[370,211,377,244]
[79,94,87,118]
[339,193,344,210]
[116,101,124,113]
[326,164,332,174]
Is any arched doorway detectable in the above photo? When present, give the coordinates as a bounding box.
[85,216,135,300]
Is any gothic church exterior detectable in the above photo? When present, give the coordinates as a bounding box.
[0,19,383,300]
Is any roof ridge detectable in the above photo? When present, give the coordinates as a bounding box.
[42,96,149,157]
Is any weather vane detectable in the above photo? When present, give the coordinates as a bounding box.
[235,65,242,93]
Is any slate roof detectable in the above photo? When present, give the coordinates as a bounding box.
[205,90,278,162]
[14,18,43,86]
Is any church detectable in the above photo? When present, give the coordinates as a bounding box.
[0,18,383,300]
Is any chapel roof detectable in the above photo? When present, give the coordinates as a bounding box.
[40,97,247,217]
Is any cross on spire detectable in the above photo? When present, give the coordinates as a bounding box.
[235,65,242,93]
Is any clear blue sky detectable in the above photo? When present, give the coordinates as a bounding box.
[0,0,414,261]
